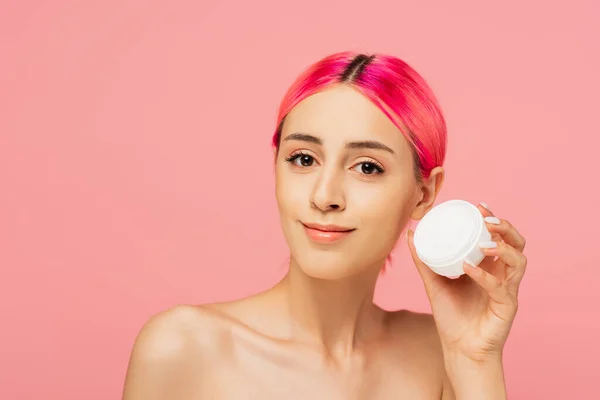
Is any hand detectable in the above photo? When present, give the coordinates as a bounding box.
[407,202,527,362]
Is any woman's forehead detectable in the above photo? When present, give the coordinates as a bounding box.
[282,85,410,152]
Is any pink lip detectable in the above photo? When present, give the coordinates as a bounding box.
[301,222,355,243]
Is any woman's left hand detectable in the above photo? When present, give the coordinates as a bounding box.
[407,202,527,363]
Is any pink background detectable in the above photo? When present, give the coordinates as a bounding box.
[1,1,599,398]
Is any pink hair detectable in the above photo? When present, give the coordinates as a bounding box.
[272,51,447,180]
[272,51,448,272]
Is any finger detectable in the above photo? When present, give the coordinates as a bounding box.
[479,241,527,284]
[478,203,502,245]
[477,202,494,217]
[462,260,509,304]
[482,217,527,252]
[406,229,441,290]
[477,254,507,281]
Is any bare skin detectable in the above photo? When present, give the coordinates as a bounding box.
[123,83,526,399]
[122,299,451,399]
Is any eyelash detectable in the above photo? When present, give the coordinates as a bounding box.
[284,151,312,164]
[284,151,385,175]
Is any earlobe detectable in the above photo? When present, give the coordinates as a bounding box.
[410,188,430,221]
[410,199,429,221]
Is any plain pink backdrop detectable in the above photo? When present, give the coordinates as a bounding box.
[1,1,599,398]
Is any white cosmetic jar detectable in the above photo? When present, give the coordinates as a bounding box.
[413,200,491,277]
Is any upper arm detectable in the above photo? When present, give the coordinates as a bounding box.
[441,372,456,400]
[396,311,455,400]
[418,315,454,400]
[417,314,455,400]
[122,306,210,400]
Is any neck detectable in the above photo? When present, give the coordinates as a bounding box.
[273,256,389,364]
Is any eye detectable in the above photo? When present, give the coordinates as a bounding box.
[285,152,315,167]
[352,161,385,175]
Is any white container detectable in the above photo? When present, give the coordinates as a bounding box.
[413,200,491,277]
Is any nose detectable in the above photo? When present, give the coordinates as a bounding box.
[310,168,346,212]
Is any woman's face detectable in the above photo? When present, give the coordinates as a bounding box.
[275,84,440,280]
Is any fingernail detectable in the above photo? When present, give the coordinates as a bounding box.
[484,216,501,225]
[479,241,498,248]
[480,202,491,211]
[464,259,477,268]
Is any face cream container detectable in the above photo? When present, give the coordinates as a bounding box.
[413,199,491,277]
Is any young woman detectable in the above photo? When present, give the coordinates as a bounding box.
[122,52,527,399]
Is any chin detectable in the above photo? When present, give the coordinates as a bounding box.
[292,250,368,280]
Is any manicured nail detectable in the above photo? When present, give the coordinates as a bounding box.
[484,216,501,225]
[464,259,477,268]
[479,241,498,248]
[479,202,491,211]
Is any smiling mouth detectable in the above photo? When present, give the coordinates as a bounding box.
[301,222,355,243]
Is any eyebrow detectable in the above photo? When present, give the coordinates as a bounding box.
[283,133,395,155]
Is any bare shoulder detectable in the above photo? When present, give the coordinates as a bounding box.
[132,304,227,357]
[386,310,455,399]
[387,309,441,347]
[122,304,230,399]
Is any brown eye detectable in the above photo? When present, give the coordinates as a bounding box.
[285,153,315,167]
[360,163,377,174]
[352,161,384,175]
[297,154,314,167]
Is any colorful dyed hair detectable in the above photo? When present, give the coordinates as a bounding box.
[271,51,447,181]
[272,51,448,272]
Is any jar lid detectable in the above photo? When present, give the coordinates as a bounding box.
[413,200,483,267]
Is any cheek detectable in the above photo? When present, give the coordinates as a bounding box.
[275,168,307,216]
[351,182,413,235]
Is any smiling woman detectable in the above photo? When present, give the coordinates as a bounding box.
[273,81,442,282]
[122,51,526,400]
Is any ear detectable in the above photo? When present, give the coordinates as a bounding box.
[410,166,445,220]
